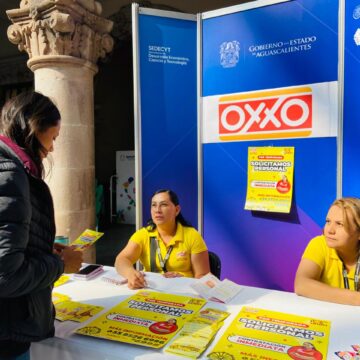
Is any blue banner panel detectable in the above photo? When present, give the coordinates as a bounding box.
[203,138,336,290]
[202,0,338,291]
[343,1,360,197]
[202,0,338,96]
[138,14,198,227]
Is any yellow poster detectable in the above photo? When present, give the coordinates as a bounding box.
[76,290,206,348]
[245,147,295,213]
[208,306,331,360]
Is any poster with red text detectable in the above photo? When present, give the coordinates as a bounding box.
[245,147,294,213]
[208,306,330,360]
[76,290,206,348]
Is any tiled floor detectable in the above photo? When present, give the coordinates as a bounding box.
[95,224,135,266]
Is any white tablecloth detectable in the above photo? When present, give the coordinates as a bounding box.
[31,267,360,359]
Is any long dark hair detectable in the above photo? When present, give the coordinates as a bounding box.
[0,91,60,178]
[147,189,192,230]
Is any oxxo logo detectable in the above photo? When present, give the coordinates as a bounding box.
[218,87,312,140]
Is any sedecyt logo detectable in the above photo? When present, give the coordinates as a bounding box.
[218,87,312,140]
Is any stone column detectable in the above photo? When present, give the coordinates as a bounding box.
[7,0,114,262]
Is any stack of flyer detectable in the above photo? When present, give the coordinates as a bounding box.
[190,273,242,303]
[165,308,230,358]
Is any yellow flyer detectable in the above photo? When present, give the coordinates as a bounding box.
[76,290,206,348]
[55,300,104,322]
[52,292,70,305]
[166,308,230,359]
[208,306,331,360]
[54,274,70,287]
[245,147,294,213]
[72,229,104,251]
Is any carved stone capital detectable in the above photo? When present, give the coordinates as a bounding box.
[6,0,114,65]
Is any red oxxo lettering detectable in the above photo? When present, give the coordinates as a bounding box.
[218,87,312,140]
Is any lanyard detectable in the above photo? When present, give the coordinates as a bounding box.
[155,238,173,273]
[342,255,360,291]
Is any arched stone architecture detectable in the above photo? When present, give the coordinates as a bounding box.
[6,0,114,262]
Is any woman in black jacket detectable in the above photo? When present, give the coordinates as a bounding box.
[0,91,83,360]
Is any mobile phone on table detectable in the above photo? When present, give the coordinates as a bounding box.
[73,264,104,280]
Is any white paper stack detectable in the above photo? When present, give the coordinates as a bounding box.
[190,273,242,303]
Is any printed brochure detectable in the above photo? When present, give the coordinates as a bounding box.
[72,229,104,251]
[55,300,104,322]
[191,273,242,303]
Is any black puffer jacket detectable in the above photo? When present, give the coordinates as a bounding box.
[0,140,64,342]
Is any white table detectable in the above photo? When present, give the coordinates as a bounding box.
[31,267,360,360]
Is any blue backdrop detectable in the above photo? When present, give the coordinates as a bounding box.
[202,0,338,291]
[202,0,338,96]
[343,1,360,197]
[138,13,198,227]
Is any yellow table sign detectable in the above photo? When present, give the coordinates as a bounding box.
[208,306,330,360]
[76,290,206,348]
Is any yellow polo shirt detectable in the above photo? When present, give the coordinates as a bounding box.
[302,235,356,290]
[129,223,207,277]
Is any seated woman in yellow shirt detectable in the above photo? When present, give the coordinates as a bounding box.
[294,197,360,305]
[115,189,210,289]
